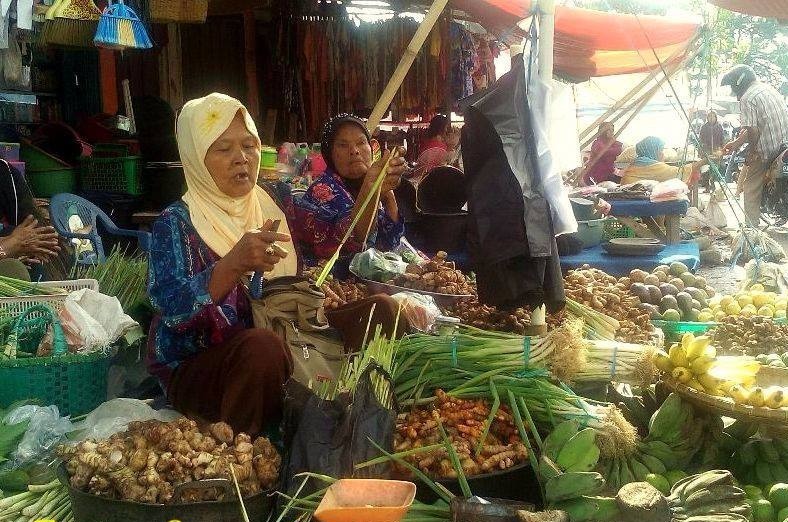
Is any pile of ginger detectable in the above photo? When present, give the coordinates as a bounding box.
[58,418,280,504]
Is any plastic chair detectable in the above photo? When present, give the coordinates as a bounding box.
[49,193,152,265]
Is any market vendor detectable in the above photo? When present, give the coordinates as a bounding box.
[411,114,461,183]
[581,122,623,185]
[620,136,706,186]
[0,160,60,279]
[293,114,408,266]
[147,96,405,436]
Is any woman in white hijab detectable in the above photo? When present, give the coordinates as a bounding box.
[146,93,296,436]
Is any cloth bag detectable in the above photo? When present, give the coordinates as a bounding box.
[248,276,346,386]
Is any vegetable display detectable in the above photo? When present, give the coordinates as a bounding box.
[730,437,788,489]
[59,418,280,504]
[73,247,148,313]
[304,267,369,310]
[707,283,786,320]
[0,480,72,522]
[449,298,534,334]
[626,262,716,323]
[392,390,528,479]
[710,316,788,361]
[655,333,787,408]
[563,267,654,344]
[388,252,475,296]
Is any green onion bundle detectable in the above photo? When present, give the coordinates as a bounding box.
[0,480,72,522]
[72,247,148,313]
[0,276,68,298]
[565,299,619,340]
[581,339,657,384]
[319,324,398,409]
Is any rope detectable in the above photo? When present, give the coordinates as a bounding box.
[523,336,532,367]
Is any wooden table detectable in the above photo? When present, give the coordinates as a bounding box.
[608,199,689,244]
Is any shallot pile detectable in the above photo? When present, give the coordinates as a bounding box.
[563,266,654,343]
[59,419,280,504]
[389,252,475,296]
[393,390,528,479]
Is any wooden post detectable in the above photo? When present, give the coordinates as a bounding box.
[98,49,118,115]
[367,0,450,131]
[243,9,260,119]
[537,0,555,81]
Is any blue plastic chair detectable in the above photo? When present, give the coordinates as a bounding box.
[49,193,151,265]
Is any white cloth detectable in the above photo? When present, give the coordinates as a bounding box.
[16,0,32,30]
[523,52,578,236]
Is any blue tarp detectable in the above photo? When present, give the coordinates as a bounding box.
[560,241,700,276]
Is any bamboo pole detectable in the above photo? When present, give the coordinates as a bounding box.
[366,0,450,131]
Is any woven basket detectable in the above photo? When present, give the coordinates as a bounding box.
[149,0,208,23]
[663,377,788,426]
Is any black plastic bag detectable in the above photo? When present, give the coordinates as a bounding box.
[280,365,396,496]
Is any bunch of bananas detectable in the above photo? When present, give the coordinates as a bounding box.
[598,394,705,491]
[730,438,788,488]
[656,333,787,409]
[667,469,752,521]
[540,421,620,521]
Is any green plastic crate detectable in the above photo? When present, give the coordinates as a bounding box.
[652,317,786,343]
[26,168,77,197]
[80,155,143,195]
[0,352,110,416]
[603,218,635,240]
[19,142,71,170]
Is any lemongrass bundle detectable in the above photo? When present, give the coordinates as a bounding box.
[577,340,658,385]
[72,246,148,312]
[0,276,68,297]
[565,299,619,340]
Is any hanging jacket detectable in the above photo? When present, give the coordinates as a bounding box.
[461,63,565,313]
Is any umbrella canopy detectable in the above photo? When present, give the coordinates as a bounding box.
[707,0,788,21]
[451,0,701,80]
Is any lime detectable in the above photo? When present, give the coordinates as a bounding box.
[753,499,776,522]
[645,473,671,495]
[770,484,788,511]
[746,485,765,500]
[665,470,688,487]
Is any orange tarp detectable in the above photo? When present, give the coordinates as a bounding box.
[708,0,788,21]
[452,0,701,80]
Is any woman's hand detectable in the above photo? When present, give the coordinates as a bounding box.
[3,215,60,262]
[364,149,407,195]
[224,220,291,274]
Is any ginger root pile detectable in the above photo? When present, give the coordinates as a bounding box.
[389,252,475,296]
[59,419,280,504]
[304,266,369,310]
[393,390,528,479]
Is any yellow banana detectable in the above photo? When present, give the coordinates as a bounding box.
[728,385,750,404]
[764,387,784,409]
[687,379,707,393]
[672,367,693,384]
[748,387,765,408]
[686,335,711,360]
[690,356,715,375]
[669,344,689,368]
[654,350,673,373]
[681,333,694,351]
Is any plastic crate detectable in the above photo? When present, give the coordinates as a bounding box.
[0,352,110,415]
[26,168,77,198]
[603,218,635,240]
[652,317,786,343]
[0,279,99,316]
[80,155,143,195]
[19,141,70,170]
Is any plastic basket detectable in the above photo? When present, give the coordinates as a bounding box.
[19,141,70,170]
[26,168,77,198]
[652,318,786,343]
[0,352,110,415]
[603,218,635,240]
[80,156,143,195]
[0,279,99,316]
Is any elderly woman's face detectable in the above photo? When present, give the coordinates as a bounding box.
[204,112,260,198]
[331,123,372,180]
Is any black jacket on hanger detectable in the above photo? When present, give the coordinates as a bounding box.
[0,160,35,236]
[460,63,565,312]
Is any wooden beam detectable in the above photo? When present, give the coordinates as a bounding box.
[243,10,260,119]
[158,23,183,109]
[98,49,118,114]
[209,0,271,16]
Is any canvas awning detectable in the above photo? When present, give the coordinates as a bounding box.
[707,0,788,21]
[451,0,701,80]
